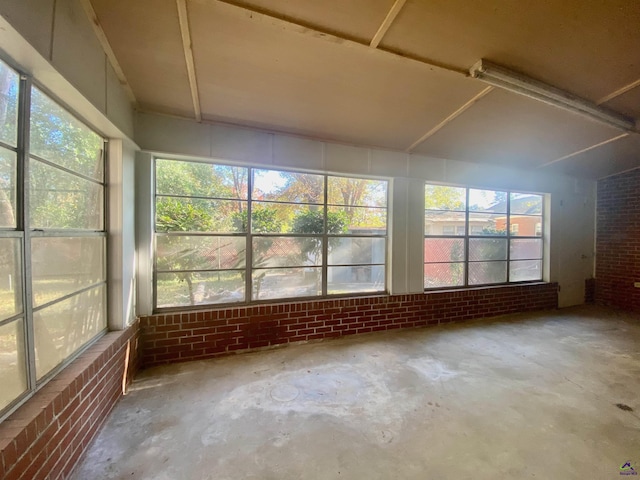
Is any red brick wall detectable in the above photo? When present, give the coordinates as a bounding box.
[140,283,557,367]
[0,323,140,480]
[596,168,640,311]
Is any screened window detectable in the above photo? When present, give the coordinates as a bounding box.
[154,160,387,309]
[0,58,107,417]
[424,184,544,289]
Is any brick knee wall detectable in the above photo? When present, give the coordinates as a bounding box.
[140,283,558,368]
[596,168,640,311]
[0,323,140,480]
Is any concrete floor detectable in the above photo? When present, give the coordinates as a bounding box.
[73,306,640,480]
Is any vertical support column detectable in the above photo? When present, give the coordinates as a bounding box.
[135,152,154,316]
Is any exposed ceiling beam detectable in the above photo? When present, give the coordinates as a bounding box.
[212,0,467,76]
[79,0,137,105]
[537,133,629,168]
[597,78,640,105]
[176,0,202,121]
[405,86,494,152]
[370,0,407,49]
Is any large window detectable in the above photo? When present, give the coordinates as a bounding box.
[154,159,388,309]
[424,184,544,289]
[0,58,107,417]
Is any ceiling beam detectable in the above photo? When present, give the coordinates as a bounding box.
[405,86,494,152]
[370,0,407,49]
[597,78,640,105]
[79,0,137,105]
[176,0,202,122]
[537,133,629,168]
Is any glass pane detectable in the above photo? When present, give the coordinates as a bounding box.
[32,237,105,307]
[30,160,103,230]
[509,215,543,236]
[157,236,246,271]
[510,193,543,215]
[328,176,387,207]
[252,267,321,300]
[253,237,322,268]
[425,185,466,211]
[469,238,507,261]
[253,169,324,204]
[327,265,385,294]
[469,189,507,213]
[424,263,465,288]
[328,237,385,265]
[510,260,542,282]
[156,159,247,199]
[424,238,464,263]
[0,148,17,227]
[425,210,466,236]
[30,88,103,181]
[0,319,28,411]
[156,271,245,308]
[252,202,323,234]
[468,213,507,235]
[0,238,22,321]
[468,261,507,285]
[155,197,246,233]
[328,206,386,234]
[510,238,543,260]
[0,60,19,147]
[34,285,106,379]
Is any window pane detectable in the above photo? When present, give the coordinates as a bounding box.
[30,160,103,230]
[469,238,507,261]
[328,176,387,207]
[252,202,323,234]
[155,197,246,233]
[469,189,507,213]
[328,206,386,234]
[0,238,22,321]
[0,60,19,147]
[468,213,507,235]
[424,263,465,288]
[157,236,246,272]
[425,185,466,211]
[510,260,542,282]
[0,319,28,411]
[425,210,466,236]
[468,261,507,285]
[510,238,543,260]
[252,267,321,300]
[31,237,105,307]
[510,193,543,215]
[253,237,322,268]
[424,238,464,263]
[327,265,385,294]
[30,88,103,181]
[156,160,247,199]
[509,215,542,236]
[0,148,17,227]
[34,285,106,379]
[328,237,385,265]
[156,271,245,308]
[253,169,324,204]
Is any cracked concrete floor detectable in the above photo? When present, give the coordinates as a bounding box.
[73,306,640,479]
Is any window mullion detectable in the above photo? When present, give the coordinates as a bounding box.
[322,175,328,296]
[464,188,470,287]
[246,168,253,303]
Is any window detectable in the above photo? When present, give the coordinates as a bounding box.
[154,159,388,309]
[0,58,107,417]
[424,184,544,288]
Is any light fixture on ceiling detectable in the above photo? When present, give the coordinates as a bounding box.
[469,59,637,132]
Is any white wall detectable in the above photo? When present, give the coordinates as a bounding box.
[135,112,596,310]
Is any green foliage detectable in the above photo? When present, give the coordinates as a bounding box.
[156,198,216,232]
[425,185,465,210]
[231,205,283,233]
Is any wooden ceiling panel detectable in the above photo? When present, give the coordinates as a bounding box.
[90,0,194,116]
[602,86,640,120]
[381,0,640,104]
[213,0,396,44]
[189,0,485,150]
[412,89,622,168]
[541,134,640,179]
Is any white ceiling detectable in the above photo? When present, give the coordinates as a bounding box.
[88,0,640,178]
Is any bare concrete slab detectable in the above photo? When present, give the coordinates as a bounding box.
[72,306,640,479]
